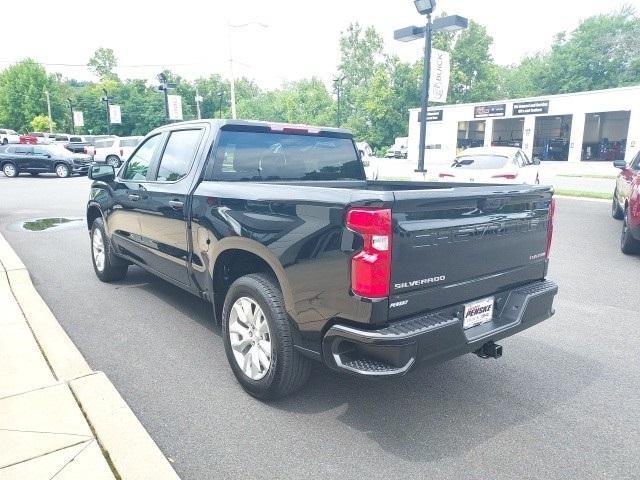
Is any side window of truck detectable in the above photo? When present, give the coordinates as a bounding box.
[121,135,162,181]
[155,129,203,182]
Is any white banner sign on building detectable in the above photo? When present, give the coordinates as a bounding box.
[73,111,84,127]
[429,48,450,103]
[109,105,122,124]
[167,95,183,120]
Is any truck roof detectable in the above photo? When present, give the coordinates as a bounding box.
[148,119,353,137]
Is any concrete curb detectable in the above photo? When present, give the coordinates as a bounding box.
[0,232,180,480]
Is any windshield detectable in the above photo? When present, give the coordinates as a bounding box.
[453,154,510,170]
[211,130,364,181]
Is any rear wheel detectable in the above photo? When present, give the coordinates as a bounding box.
[2,138,8,145]
[106,156,121,168]
[2,162,18,177]
[222,273,310,400]
[621,208,640,254]
[90,217,128,281]
[612,190,624,219]
[55,163,70,178]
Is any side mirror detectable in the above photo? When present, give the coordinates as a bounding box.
[89,164,115,181]
[613,160,627,169]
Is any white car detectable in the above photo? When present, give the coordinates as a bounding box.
[0,129,20,145]
[93,136,143,168]
[438,147,540,184]
[356,141,379,180]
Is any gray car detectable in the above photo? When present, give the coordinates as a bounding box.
[0,144,93,178]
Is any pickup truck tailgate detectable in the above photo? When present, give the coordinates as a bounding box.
[388,185,553,320]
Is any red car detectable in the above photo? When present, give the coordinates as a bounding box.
[613,155,640,254]
[19,134,37,145]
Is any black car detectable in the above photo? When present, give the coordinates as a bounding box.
[86,119,557,400]
[0,144,93,178]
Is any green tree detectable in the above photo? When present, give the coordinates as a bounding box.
[88,48,119,82]
[535,7,640,94]
[0,59,66,132]
[30,114,55,132]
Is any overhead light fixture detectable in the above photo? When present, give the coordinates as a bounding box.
[432,15,468,32]
[414,0,436,15]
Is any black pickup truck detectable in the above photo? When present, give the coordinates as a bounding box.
[86,119,558,399]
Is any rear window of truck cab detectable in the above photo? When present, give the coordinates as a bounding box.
[209,129,364,181]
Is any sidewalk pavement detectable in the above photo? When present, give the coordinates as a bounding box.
[0,233,180,480]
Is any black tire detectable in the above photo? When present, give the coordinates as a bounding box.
[612,190,624,220]
[55,163,70,178]
[2,138,8,145]
[90,217,128,282]
[621,208,640,255]
[106,156,121,168]
[2,162,18,177]
[222,273,310,400]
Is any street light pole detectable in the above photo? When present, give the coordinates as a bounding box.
[44,90,53,133]
[102,88,111,135]
[334,76,345,127]
[416,14,432,173]
[228,21,268,119]
[394,5,468,174]
[68,99,75,135]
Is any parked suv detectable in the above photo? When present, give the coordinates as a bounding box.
[613,154,640,253]
[86,119,557,399]
[0,128,20,145]
[93,136,143,168]
[0,144,92,177]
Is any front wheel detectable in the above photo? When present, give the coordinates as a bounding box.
[2,138,8,145]
[90,217,128,281]
[106,156,121,168]
[222,273,310,400]
[55,163,70,178]
[621,208,640,254]
[2,162,18,177]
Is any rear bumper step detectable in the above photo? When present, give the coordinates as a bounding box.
[322,279,558,377]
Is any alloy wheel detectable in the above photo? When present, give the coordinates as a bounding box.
[56,164,69,178]
[3,164,16,177]
[92,228,105,272]
[228,296,272,380]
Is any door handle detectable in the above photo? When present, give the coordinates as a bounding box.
[168,200,184,210]
[128,194,140,201]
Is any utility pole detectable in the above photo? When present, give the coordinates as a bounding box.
[44,90,53,133]
[218,91,224,118]
[333,76,345,127]
[101,88,111,135]
[195,86,202,120]
[68,99,75,135]
[228,25,237,120]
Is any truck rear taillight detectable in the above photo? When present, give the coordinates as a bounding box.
[546,198,556,258]
[346,208,392,298]
[439,173,455,178]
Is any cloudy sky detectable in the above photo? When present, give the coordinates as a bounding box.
[2,0,638,89]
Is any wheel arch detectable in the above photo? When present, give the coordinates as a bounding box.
[208,240,295,324]
[86,203,104,231]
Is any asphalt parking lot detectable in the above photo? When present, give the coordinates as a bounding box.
[1,173,638,480]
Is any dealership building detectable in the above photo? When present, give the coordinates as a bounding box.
[407,85,640,165]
